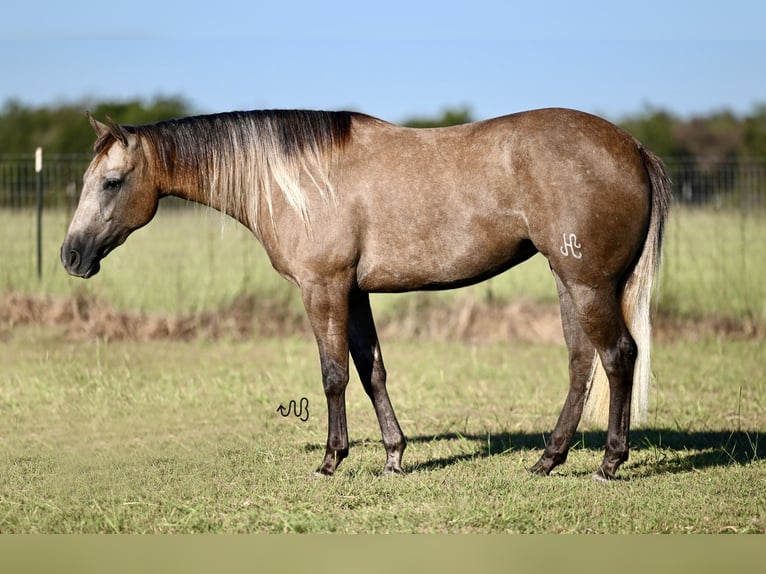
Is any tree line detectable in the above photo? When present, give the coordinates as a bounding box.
[404,104,766,161]
[0,97,194,154]
[1,97,765,160]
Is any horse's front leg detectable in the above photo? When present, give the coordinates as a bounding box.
[302,280,351,476]
[348,290,406,475]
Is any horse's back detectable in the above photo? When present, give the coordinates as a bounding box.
[298,109,653,293]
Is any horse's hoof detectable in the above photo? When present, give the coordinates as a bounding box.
[382,466,406,476]
[592,469,616,483]
[528,460,552,476]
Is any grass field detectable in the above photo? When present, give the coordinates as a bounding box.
[3,202,765,321]
[1,204,765,533]
[0,328,763,533]
[661,207,766,321]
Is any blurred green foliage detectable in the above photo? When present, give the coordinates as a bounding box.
[2,97,766,159]
[408,104,766,160]
[620,103,766,159]
[402,106,474,128]
[0,96,194,154]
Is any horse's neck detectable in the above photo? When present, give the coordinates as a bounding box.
[145,130,314,248]
[153,153,261,232]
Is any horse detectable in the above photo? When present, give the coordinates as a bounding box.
[61,108,671,481]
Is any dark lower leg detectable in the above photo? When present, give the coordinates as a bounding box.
[594,334,636,480]
[531,273,595,475]
[349,292,406,474]
[303,280,353,477]
[316,356,350,476]
[354,348,406,474]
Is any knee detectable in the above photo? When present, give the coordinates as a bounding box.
[322,361,349,396]
[370,362,387,388]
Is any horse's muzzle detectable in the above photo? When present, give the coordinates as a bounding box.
[60,236,102,278]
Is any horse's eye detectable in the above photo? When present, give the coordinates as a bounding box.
[103,178,122,192]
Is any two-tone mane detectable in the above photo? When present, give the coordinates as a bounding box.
[95,110,360,229]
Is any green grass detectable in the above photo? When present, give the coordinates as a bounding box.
[0,329,763,533]
[658,208,766,320]
[4,204,558,320]
[3,204,296,315]
[2,203,765,322]
[1,204,765,533]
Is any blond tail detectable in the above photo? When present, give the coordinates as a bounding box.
[582,146,672,427]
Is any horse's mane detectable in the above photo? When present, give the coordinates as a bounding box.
[101,110,360,228]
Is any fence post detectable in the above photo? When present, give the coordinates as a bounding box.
[35,147,43,280]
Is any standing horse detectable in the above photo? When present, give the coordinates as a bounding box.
[61,108,671,480]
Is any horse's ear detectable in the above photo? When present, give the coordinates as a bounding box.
[104,115,130,149]
[87,111,111,140]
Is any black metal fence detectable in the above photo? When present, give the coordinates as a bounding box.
[667,159,766,209]
[1,153,766,210]
[0,154,90,209]
[2,153,764,322]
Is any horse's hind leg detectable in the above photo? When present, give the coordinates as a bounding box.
[348,291,406,474]
[563,281,637,480]
[530,271,596,476]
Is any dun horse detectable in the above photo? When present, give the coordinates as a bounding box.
[61,108,671,480]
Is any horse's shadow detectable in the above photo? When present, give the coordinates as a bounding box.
[403,429,763,476]
[305,429,762,477]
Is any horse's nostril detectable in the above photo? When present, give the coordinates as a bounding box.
[68,249,81,269]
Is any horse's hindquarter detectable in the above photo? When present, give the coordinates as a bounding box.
[507,109,652,285]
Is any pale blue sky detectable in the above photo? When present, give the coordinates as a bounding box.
[2,0,765,123]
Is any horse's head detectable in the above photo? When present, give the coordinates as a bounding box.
[61,114,160,278]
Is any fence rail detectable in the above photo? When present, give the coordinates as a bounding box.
[0,154,90,209]
[1,153,765,210]
[1,154,764,322]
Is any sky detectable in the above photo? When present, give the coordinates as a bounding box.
[1,0,765,123]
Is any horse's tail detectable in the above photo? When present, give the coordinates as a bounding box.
[582,145,672,427]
